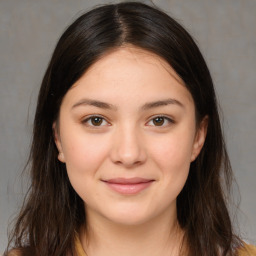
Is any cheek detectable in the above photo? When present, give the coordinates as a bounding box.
[61,132,110,192]
[150,131,194,170]
[62,131,109,168]
[62,133,112,206]
[148,129,195,194]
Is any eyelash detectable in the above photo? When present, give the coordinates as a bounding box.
[82,115,110,127]
[146,115,174,127]
[81,115,174,128]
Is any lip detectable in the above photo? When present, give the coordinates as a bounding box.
[102,177,154,195]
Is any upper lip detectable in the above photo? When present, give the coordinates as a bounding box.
[102,177,154,184]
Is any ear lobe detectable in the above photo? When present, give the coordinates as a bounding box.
[52,122,66,163]
[58,152,65,162]
[191,116,208,162]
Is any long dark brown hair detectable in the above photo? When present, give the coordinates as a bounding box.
[6,2,242,256]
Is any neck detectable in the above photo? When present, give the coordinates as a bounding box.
[79,206,185,256]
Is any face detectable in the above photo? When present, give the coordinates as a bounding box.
[54,47,207,226]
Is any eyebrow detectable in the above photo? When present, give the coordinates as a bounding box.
[71,98,184,111]
[141,98,184,110]
[72,99,118,110]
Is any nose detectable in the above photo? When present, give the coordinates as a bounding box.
[110,124,147,168]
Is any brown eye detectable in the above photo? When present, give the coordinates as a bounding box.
[153,117,165,126]
[82,116,108,127]
[147,116,174,127]
[91,117,103,126]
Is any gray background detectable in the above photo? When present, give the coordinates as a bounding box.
[0,0,255,252]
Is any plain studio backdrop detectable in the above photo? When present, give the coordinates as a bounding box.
[0,0,255,253]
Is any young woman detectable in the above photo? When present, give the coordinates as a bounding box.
[5,2,256,256]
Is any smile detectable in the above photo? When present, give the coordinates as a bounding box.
[102,178,155,195]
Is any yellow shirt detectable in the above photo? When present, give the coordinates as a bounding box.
[75,236,256,256]
[238,244,256,256]
[75,235,87,256]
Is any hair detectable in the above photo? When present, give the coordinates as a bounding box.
[6,2,242,256]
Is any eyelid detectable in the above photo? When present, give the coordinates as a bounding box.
[146,115,175,127]
[80,114,175,128]
[81,115,111,127]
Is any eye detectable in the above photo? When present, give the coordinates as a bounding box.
[82,115,109,127]
[147,116,174,127]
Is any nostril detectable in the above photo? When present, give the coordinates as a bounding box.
[114,159,143,168]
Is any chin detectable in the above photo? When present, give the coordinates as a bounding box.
[101,204,158,227]
[107,214,152,226]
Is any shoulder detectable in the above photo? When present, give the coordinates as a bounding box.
[237,243,256,256]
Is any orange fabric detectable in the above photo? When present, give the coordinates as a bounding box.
[237,243,256,256]
[75,234,87,256]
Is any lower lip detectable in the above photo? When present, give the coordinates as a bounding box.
[104,181,153,195]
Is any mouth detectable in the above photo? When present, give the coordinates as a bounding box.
[101,177,155,195]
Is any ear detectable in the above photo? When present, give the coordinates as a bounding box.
[191,116,208,162]
[52,122,66,163]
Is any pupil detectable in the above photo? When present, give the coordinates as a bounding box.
[153,117,164,126]
[92,117,103,126]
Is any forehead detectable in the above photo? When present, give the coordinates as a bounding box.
[63,46,194,111]
[73,46,185,89]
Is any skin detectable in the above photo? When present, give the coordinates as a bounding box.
[54,47,208,256]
